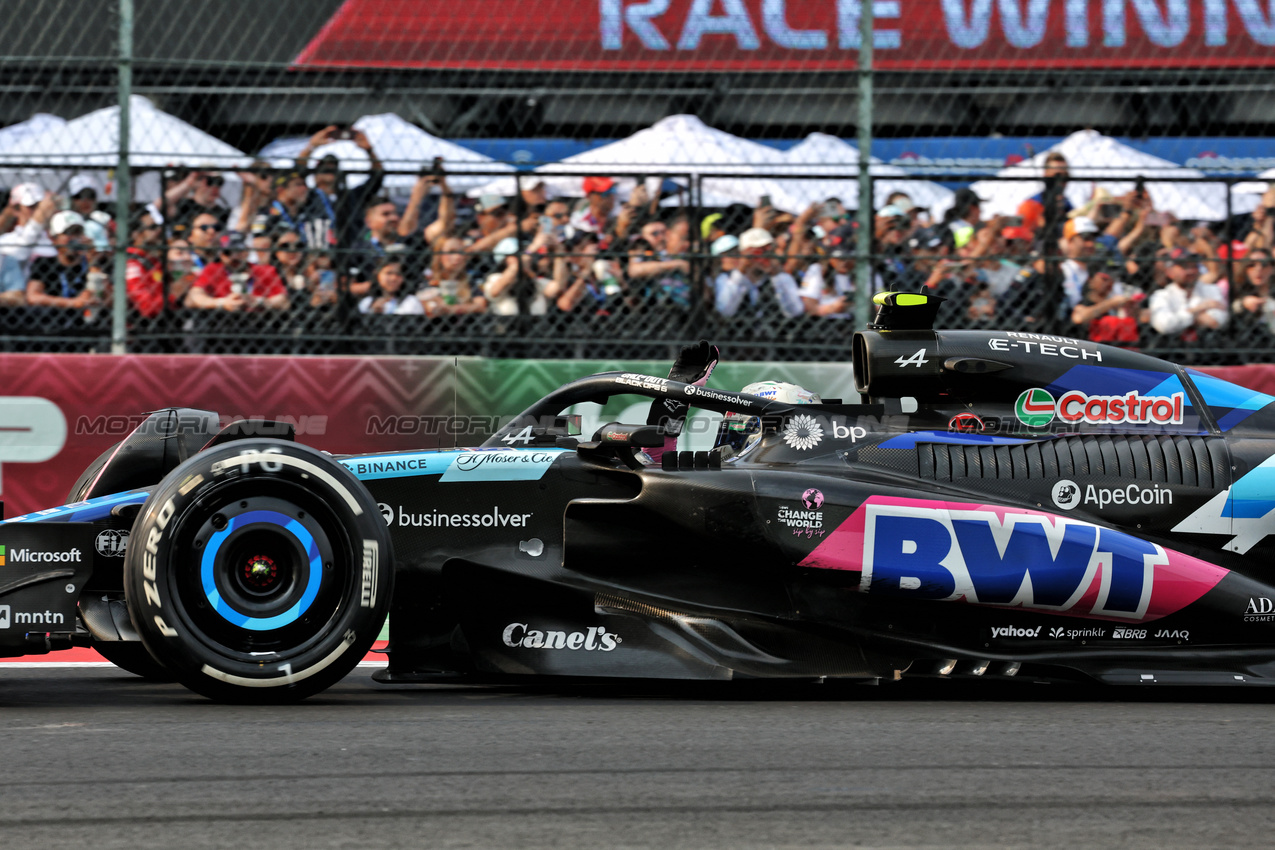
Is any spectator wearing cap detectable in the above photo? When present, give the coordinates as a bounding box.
[1059,216,1100,312]
[570,177,619,239]
[67,175,113,258]
[481,229,565,316]
[874,203,914,288]
[262,169,334,251]
[164,167,229,233]
[296,126,386,250]
[186,232,288,312]
[26,212,105,311]
[897,227,954,292]
[628,218,693,310]
[813,199,849,237]
[708,234,741,302]
[126,209,189,319]
[715,227,804,319]
[348,197,405,297]
[1149,248,1228,338]
[1017,152,1071,247]
[0,183,56,303]
[464,194,520,282]
[799,228,859,318]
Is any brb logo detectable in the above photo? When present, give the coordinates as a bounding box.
[838,497,1230,622]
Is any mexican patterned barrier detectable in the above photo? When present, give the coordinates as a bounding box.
[0,353,863,519]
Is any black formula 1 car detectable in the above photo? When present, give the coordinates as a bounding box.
[5,293,1275,701]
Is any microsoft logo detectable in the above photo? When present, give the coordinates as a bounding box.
[0,544,5,566]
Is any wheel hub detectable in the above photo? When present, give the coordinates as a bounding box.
[242,554,278,590]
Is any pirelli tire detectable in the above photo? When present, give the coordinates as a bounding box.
[123,439,393,703]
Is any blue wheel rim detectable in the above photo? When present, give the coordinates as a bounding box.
[200,509,323,631]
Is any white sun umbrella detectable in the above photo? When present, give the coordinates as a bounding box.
[1228,171,1273,216]
[260,113,511,196]
[0,96,250,205]
[469,114,790,208]
[957,130,1231,222]
[772,133,954,215]
[0,114,67,153]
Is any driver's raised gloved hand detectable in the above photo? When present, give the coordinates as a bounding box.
[645,340,721,462]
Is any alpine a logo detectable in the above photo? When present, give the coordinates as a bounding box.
[502,623,620,651]
[1016,388,1185,428]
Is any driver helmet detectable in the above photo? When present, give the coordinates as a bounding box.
[717,380,821,453]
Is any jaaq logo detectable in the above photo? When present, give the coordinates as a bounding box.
[1016,389,1057,427]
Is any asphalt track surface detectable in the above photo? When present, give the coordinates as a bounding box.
[3,667,1275,849]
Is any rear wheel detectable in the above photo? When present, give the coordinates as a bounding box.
[124,440,393,703]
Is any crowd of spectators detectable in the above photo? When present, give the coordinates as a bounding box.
[3,136,1275,357]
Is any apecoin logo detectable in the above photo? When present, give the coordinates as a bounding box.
[1052,480,1081,510]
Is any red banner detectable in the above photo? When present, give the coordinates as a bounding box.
[294,0,1275,71]
[0,354,459,520]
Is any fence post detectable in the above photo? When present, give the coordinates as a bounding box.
[110,0,133,355]
[853,0,874,332]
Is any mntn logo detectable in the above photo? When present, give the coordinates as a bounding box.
[0,605,8,629]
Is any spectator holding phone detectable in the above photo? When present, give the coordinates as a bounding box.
[0,183,56,304]
[415,235,487,317]
[126,209,187,319]
[296,126,386,250]
[1071,270,1146,344]
[628,218,692,310]
[186,232,288,312]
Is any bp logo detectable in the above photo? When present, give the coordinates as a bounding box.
[1016,388,1056,427]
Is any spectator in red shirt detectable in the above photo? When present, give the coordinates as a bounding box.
[186,232,288,312]
[126,209,189,319]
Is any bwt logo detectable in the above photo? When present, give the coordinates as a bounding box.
[0,397,67,495]
[861,502,1165,620]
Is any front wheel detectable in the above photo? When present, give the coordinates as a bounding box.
[124,440,393,703]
